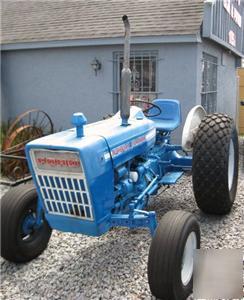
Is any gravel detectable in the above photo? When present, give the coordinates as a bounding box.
[1,139,243,300]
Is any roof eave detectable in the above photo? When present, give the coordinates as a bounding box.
[1,33,202,51]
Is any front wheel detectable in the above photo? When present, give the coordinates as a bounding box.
[1,182,52,263]
[148,210,200,300]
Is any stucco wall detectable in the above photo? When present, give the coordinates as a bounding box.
[1,46,114,130]
[156,43,198,141]
[1,39,238,143]
[198,38,238,121]
[1,42,199,143]
[1,53,10,124]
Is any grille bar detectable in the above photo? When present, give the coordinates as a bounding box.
[36,174,93,220]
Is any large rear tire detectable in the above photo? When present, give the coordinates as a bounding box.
[148,210,200,300]
[192,113,239,215]
[1,182,52,263]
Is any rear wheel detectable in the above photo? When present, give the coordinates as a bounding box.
[148,210,200,300]
[192,113,239,214]
[1,182,52,263]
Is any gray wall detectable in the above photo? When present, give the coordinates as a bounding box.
[198,38,238,120]
[1,39,238,141]
[1,46,114,130]
[1,42,198,136]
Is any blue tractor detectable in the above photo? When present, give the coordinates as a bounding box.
[1,16,239,300]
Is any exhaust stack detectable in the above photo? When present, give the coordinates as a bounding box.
[120,15,131,126]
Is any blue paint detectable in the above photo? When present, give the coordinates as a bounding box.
[110,210,157,236]
[160,171,183,185]
[26,101,194,236]
[22,214,36,235]
[26,137,114,236]
[149,99,181,132]
[71,112,87,138]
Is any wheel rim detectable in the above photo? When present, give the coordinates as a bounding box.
[181,231,197,286]
[21,210,37,240]
[228,139,235,191]
[18,202,42,242]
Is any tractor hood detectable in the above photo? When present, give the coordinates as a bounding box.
[26,106,156,167]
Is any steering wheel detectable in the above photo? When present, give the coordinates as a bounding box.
[130,100,161,117]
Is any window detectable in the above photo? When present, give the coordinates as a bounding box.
[114,51,158,109]
[201,52,218,113]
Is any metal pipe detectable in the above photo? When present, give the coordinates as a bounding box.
[136,175,159,201]
[120,15,131,126]
[0,154,27,160]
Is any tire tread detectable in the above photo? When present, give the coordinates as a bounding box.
[192,113,238,214]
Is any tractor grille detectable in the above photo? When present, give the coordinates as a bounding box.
[30,149,93,220]
[36,175,93,220]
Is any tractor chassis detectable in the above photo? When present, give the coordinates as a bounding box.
[30,143,192,236]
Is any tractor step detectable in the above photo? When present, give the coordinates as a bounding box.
[160,171,183,185]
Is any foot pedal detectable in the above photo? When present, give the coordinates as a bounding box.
[160,171,183,185]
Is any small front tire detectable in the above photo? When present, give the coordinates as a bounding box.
[148,210,200,300]
[1,182,52,263]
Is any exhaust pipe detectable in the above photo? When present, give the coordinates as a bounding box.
[120,15,131,126]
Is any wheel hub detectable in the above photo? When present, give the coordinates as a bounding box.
[181,231,197,286]
[22,212,36,237]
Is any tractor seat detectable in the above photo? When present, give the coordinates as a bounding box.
[148,99,181,132]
